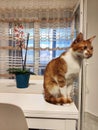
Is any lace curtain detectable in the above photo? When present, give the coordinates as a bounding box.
[0,8,75,78]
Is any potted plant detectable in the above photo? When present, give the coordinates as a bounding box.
[7,24,35,88]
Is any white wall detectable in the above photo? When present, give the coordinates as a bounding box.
[85,0,98,116]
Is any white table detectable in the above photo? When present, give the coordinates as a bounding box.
[0,79,78,130]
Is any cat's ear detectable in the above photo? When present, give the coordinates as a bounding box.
[74,32,84,43]
[87,35,96,43]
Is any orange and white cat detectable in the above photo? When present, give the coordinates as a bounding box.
[43,33,96,105]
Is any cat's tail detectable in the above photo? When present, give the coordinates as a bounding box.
[45,96,72,105]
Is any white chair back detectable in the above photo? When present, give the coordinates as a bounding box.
[0,103,28,130]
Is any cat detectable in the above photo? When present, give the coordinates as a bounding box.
[43,33,96,105]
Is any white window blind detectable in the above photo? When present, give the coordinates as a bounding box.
[0,8,76,78]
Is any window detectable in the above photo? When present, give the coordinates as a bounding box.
[34,25,73,75]
[39,27,73,70]
[0,9,75,78]
[0,22,75,78]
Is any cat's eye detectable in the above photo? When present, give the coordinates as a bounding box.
[83,46,87,50]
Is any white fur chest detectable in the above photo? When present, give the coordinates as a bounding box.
[62,49,80,79]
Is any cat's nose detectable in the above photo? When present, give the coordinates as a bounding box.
[84,50,93,58]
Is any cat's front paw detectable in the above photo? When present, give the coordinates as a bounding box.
[67,98,73,103]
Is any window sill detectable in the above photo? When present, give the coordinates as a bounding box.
[30,75,43,80]
[0,78,43,94]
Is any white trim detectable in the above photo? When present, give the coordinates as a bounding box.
[82,0,88,130]
[79,0,84,32]
[78,0,84,130]
[72,0,80,15]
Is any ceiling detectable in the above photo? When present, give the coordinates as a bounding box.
[0,0,79,10]
[0,0,79,22]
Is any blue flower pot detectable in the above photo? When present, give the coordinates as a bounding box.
[15,73,30,88]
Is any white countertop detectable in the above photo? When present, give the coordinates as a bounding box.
[0,93,78,119]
